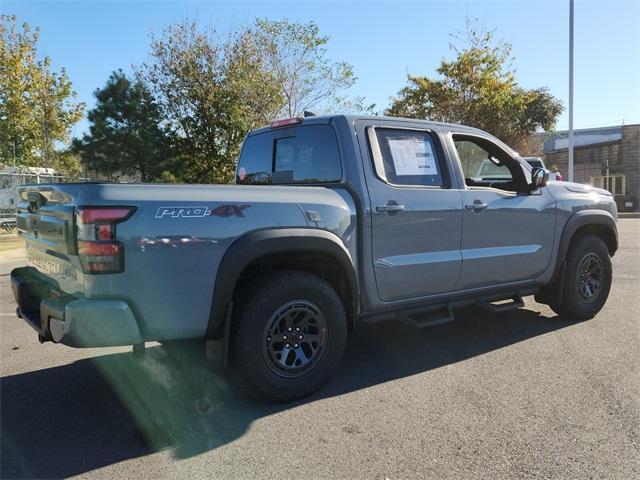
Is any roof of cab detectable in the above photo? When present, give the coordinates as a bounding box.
[248,114,488,137]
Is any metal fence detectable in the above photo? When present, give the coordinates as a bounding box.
[0,171,66,207]
[0,170,68,233]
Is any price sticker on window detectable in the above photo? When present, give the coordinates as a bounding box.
[388,138,438,176]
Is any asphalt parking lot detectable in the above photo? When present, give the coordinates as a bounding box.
[1,219,639,479]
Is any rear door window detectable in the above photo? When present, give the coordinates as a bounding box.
[371,128,445,187]
[237,125,342,184]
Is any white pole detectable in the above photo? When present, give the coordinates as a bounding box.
[568,0,575,182]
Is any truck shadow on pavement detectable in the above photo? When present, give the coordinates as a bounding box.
[1,306,576,479]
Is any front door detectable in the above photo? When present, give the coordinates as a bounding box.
[359,122,463,302]
[451,134,557,290]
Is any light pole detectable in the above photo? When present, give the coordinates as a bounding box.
[568,0,575,182]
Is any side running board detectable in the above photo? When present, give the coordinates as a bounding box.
[476,293,524,313]
[376,291,528,330]
[396,305,455,329]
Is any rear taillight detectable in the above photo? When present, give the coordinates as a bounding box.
[76,207,135,274]
[556,173,563,181]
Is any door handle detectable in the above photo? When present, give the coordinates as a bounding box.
[376,202,405,213]
[465,200,488,212]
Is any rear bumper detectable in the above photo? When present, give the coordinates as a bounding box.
[10,267,143,347]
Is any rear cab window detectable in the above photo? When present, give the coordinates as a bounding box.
[368,128,446,187]
[236,124,342,185]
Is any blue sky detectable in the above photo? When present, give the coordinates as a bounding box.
[3,0,639,138]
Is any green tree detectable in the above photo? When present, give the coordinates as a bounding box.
[0,15,84,168]
[137,18,368,184]
[251,18,372,118]
[137,20,281,184]
[53,150,83,180]
[386,23,563,152]
[73,70,173,182]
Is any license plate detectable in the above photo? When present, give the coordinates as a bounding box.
[27,249,78,282]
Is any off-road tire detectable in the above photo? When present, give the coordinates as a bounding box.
[231,270,347,402]
[549,235,612,320]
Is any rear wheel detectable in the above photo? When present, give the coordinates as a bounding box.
[549,235,612,320]
[231,270,347,402]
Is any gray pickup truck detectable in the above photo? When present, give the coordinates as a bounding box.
[11,115,618,401]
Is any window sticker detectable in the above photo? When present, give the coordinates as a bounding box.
[388,138,438,176]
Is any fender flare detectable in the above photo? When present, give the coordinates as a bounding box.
[553,209,618,281]
[205,228,358,340]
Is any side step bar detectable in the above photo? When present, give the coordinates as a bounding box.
[476,293,524,313]
[365,289,533,329]
[397,305,455,329]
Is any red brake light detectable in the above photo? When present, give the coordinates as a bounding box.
[78,241,121,256]
[79,207,134,224]
[556,173,563,181]
[76,206,135,274]
[270,117,302,129]
[97,224,112,240]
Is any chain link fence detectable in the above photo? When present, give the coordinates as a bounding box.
[0,168,67,233]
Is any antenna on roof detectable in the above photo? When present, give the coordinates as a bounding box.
[303,111,316,118]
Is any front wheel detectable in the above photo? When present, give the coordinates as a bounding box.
[549,235,612,320]
[231,270,347,402]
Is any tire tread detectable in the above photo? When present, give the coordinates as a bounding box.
[231,270,347,402]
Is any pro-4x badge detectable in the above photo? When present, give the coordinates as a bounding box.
[211,204,251,217]
[155,204,251,219]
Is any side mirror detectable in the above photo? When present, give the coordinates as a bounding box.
[530,167,549,190]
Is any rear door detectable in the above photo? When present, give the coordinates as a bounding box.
[356,120,463,302]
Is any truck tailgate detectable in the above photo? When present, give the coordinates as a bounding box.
[16,185,83,294]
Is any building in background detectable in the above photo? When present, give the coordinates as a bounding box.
[540,124,640,211]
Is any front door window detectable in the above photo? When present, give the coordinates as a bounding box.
[453,138,526,193]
